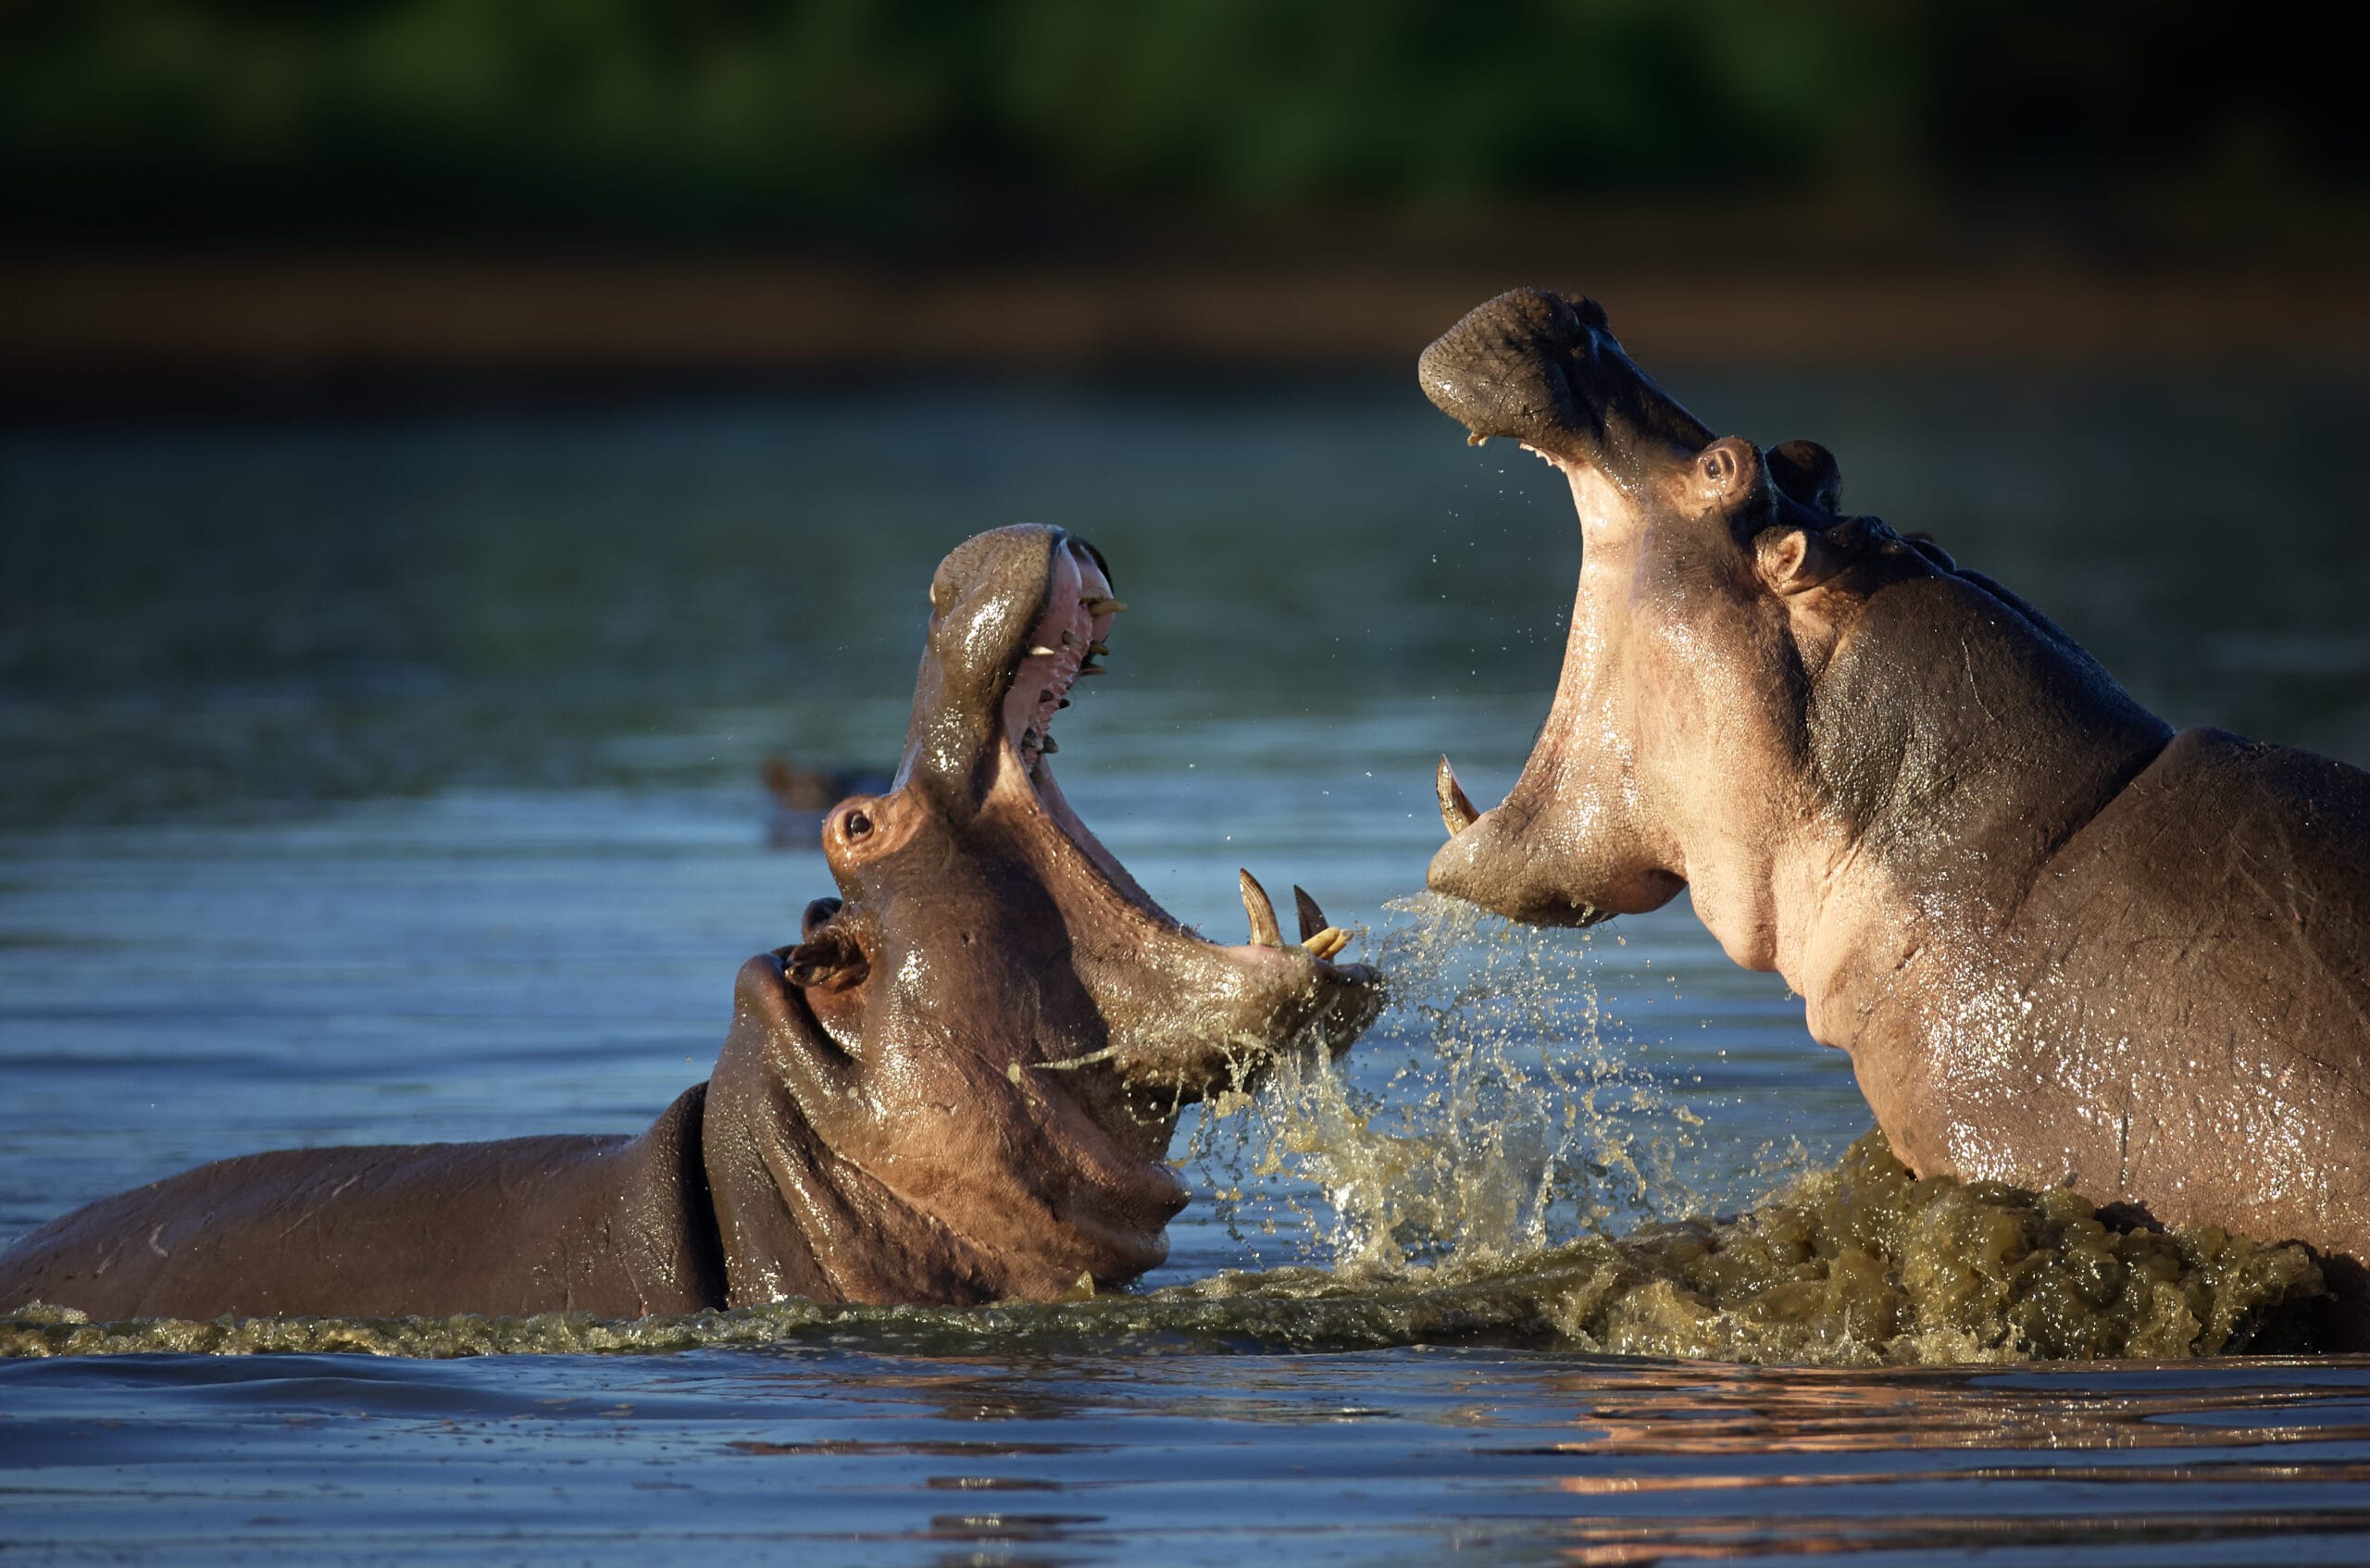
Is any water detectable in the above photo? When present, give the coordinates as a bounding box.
[4,368,2369,1560]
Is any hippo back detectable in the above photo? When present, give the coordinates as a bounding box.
[1878,728,2370,1267]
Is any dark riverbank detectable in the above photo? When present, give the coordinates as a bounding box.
[6,253,2368,424]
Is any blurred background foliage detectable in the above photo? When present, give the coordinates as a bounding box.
[3,0,2359,251]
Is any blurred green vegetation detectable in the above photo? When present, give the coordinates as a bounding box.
[1,0,2358,247]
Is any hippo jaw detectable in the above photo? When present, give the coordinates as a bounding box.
[711,524,1380,1307]
[1415,290,1922,948]
[1417,289,1769,934]
[1416,287,1714,495]
[1414,287,2176,980]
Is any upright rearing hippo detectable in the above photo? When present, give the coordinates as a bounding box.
[1418,288,2370,1327]
[0,525,1379,1321]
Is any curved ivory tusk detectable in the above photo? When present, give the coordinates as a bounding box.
[1238,868,1284,948]
[1437,755,1478,838]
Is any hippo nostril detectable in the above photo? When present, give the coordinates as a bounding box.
[802,897,843,939]
[842,809,873,842]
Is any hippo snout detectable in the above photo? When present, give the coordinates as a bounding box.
[1416,289,1602,454]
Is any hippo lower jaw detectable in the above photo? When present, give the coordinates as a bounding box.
[989,544,1378,1068]
[1425,782,1685,930]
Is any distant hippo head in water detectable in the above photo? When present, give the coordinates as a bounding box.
[1416,288,2370,1339]
[705,523,1381,1305]
[0,525,1378,1323]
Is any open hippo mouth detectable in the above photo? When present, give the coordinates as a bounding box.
[1412,288,1862,933]
[702,524,1386,1301]
[700,523,1380,1305]
[995,533,1365,976]
[776,523,1380,1091]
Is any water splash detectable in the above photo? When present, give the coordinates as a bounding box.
[0,900,2338,1365]
[3,1134,2326,1363]
[1187,892,1719,1270]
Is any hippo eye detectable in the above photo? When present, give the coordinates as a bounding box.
[842,808,873,843]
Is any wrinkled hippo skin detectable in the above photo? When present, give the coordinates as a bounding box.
[1419,288,2370,1337]
[0,526,1378,1321]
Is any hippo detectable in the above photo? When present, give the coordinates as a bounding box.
[0,525,1378,1321]
[1416,288,2370,1334]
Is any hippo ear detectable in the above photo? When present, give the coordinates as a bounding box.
[1769,440,1841,514]
[1755,522,1852,596]
[1757,516,1896,596]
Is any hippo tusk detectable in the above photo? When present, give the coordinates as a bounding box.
[1437,755,1478,838]
[1239,869,1285,948]
[1083,596,1127,616]
[1088,641,1110,656]
[1304,927,1351,961]
[1466,430,1488,447]
[1291,885,1328,944]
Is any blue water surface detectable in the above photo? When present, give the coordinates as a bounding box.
[4,370,2369,1562]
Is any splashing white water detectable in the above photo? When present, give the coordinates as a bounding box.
[1186,893,1717,1272]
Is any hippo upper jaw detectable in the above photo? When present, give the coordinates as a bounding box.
[1418,290,1807,938]
[1416,288,1713,490]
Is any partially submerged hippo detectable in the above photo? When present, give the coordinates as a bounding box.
[1418,289,2370,1327]
[0,525,1378,1321]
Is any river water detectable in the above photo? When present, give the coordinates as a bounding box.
[4,368,2369,1561]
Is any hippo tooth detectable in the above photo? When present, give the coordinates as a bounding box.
[1077,661,1106,678]
[1304,927,1350,962]
[1042,736,1059,753]
[1436,755,1478,838]
[1466,430,1488,446]
[1029,645,1059,656]
[1291,885,1328,944]
[1057,697,1071,709]
[1083,596,1127,616]
[1040,688,1057,702]
[1238,868,1284,948]
[1088,641,1111,657]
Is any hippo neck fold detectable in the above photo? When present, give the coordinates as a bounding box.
[699,934,1188,1309]
[1783,568,2174,1034]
